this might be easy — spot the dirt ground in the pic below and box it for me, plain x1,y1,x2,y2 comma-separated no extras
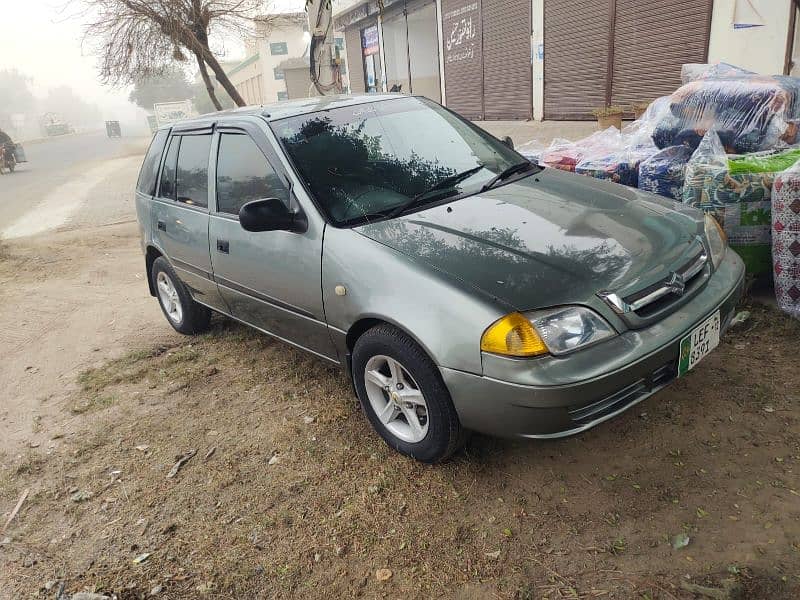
1,221,799,599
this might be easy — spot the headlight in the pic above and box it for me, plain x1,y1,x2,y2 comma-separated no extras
704,213,727,269
481,307,616,357
526,306,616,355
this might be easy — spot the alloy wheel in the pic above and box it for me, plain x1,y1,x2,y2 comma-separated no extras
156,271,183,324
364,355,429,443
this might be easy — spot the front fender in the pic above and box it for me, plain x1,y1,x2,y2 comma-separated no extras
322,226,510,374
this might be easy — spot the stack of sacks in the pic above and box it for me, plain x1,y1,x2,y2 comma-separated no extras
683,130,800,275
772,159,800,319
638,145,694,200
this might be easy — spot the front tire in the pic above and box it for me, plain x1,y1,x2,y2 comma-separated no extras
150,256,211,335
352,324,465,463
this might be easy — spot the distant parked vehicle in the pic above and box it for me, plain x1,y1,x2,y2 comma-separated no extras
42,112,73,137
105,121,122,138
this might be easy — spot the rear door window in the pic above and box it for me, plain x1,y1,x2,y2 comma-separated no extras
176,134,212,208
137,130,169,195
215,133,289,216
158,135,180,199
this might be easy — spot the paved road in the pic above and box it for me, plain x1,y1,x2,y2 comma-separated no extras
0,131,150,234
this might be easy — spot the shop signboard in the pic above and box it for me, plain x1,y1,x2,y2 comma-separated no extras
361,25,379,56
441,0,484,119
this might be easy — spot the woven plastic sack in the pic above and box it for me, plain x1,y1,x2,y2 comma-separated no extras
772,158,800,319
638,145,693,200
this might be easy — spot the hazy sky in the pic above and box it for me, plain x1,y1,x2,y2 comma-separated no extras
1,1,144,119
0,1,251,121
1,0,304,123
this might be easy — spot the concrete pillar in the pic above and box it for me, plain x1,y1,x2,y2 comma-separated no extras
531,0,544,120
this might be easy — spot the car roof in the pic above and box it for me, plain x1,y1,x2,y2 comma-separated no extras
158,93,404,130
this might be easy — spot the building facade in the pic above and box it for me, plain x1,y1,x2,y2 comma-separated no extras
334,0,799,120
226,9,311,105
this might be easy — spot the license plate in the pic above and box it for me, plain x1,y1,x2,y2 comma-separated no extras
678,311,720,376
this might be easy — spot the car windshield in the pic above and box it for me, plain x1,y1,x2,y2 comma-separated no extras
271,96,527,226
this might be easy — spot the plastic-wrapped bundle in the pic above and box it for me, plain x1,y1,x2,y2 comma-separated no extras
575,141,657,187
515,139,546,164
575,152,639,186
683,131,800,275
682,131,729,208
774,76,800,144
638,145,693,200
681,62,755,84
539,127,622,173
652,77,791,154
772,159,800,319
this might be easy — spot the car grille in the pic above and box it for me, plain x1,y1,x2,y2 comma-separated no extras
568,361,676,426
598,245,709,325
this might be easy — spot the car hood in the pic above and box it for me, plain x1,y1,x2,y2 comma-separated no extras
356,168,704,311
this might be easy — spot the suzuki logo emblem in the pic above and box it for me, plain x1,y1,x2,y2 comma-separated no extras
665,272,685,296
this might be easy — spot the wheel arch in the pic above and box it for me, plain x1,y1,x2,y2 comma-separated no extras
145,245,164,297
345,315,440,367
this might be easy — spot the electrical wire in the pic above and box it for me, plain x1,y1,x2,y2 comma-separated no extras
309,0,342,95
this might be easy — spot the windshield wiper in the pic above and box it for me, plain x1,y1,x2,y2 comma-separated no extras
386,164,485,219
480,161,539,192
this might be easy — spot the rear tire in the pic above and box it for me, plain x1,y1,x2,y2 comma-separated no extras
352,324,465,463
150,256,211,335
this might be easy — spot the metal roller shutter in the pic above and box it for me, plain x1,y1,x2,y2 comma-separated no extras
482,0,531,119
544,0,612,120
611,0,712,106
441,0,484,119
345,27,366,93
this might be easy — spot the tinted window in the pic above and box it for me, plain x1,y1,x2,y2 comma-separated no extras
216,133,289,215
272,96,524,225
176,134,211,208
158,135,180,199
137,130,169,194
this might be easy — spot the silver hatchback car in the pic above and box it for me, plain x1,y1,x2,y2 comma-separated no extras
135,94,745,462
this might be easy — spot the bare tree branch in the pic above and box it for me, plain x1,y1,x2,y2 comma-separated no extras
69,0,275,107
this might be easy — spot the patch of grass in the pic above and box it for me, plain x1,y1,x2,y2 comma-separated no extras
78,347,161,393
70,394,116,415
76,344,205,409
14,452,45,476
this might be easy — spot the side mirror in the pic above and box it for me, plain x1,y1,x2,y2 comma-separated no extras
502,136,514,149
239,198,306,233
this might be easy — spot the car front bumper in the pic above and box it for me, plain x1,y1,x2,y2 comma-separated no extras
440,250,746,439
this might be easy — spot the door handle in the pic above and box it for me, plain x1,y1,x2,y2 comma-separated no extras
157,220,166,231
216,240,230,254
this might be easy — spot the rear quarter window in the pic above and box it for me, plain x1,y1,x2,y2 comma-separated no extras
136,130,169,195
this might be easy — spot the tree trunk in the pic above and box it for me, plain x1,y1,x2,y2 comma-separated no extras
202,50,246,107
194,53,222,111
